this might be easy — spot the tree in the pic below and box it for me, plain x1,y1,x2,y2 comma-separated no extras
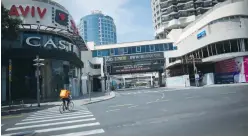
1,4,22,40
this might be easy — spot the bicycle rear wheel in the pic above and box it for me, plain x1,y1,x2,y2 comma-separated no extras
68,102,74,111
59,103,65,114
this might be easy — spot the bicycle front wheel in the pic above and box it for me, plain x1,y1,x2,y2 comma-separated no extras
59,103,65,114
68,102,74,111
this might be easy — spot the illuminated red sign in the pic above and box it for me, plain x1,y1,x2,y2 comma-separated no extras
9,5,47,19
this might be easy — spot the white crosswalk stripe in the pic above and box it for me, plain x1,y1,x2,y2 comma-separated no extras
4,105,105,136
58,129,105,136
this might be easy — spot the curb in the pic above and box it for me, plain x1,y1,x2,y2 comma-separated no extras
3,131,36,136
82,92,116,105
1,107,41,116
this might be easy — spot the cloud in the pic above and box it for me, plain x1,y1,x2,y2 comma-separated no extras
54,0,154,42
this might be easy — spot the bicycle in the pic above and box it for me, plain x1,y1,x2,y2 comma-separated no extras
59,97,74,114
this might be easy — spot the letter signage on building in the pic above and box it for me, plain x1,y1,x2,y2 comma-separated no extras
197,30,206,40
24,34,80,57
111,63,164,74
9,5,47,18
105,52,164,63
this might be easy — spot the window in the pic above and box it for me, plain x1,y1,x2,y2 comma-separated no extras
110,49,114,55
92,51,97,57
164,44,169,51
97,50,102,57
128,47,132,54
118,48,124,55
155,44,160,51
124,47,128,54
132,47,136,54
141,46,146,52
159,44,164,51
150,45,155,51
93,64,101,69
114,48,118,55
146,45,150,52
136,46,141,52
168,43,173,50
101,50,109,56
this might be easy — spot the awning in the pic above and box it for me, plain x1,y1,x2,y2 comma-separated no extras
2,48,84,67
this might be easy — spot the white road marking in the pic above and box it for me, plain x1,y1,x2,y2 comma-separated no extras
8,122,100,135
128,105,138,108
17,115,94,125
185,96,197,99
6,118,96,131
108,104,133,108
106,109,120,112
29,111,91,117
159,99,170,102
1,124,4,126
146,101,158,104
147,99,170,104
58,129,105,136
25,112,92,121
150,119,168,124
32,110,90,115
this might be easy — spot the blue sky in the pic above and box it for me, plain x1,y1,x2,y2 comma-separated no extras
55,0,154,43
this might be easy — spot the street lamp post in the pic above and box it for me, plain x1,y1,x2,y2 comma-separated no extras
33,55,44,107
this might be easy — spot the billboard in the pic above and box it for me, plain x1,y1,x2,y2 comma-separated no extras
105,52,164,63
111,63,164,74
2,0,79,35
215,56,248,84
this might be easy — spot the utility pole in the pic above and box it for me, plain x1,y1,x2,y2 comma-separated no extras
87,72,91,101
104,57,110,94
33,55,44,107
8,59,12,108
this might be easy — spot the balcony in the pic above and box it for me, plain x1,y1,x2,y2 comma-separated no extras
160,0,178,9
196,8,209,15
177,3,194,12
161,13,179,22
178,10,195,18
162,6,178,15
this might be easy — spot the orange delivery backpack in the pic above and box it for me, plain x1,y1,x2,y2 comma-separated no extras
60,89,68,98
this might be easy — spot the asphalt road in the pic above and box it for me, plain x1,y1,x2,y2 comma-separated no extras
87,85,248,136
1,85,248,136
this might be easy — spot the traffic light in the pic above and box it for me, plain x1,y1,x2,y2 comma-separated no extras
107,65,111,73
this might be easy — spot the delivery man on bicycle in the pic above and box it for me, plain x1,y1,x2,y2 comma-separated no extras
60,88,71,110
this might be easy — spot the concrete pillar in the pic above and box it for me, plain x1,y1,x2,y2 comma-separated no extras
123,78,126,88
158,71,162,87
101,77,105,92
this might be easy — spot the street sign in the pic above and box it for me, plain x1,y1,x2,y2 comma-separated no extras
183,58,202,64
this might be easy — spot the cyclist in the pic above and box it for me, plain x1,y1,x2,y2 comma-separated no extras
60,88,71,110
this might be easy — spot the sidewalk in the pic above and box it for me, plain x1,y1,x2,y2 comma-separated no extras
81,91,115,105
1,91,115,116
164,83,248,90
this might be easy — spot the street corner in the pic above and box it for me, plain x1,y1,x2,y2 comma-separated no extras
81,92,116,105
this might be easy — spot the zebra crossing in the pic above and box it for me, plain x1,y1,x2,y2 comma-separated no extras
3,105,105,136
